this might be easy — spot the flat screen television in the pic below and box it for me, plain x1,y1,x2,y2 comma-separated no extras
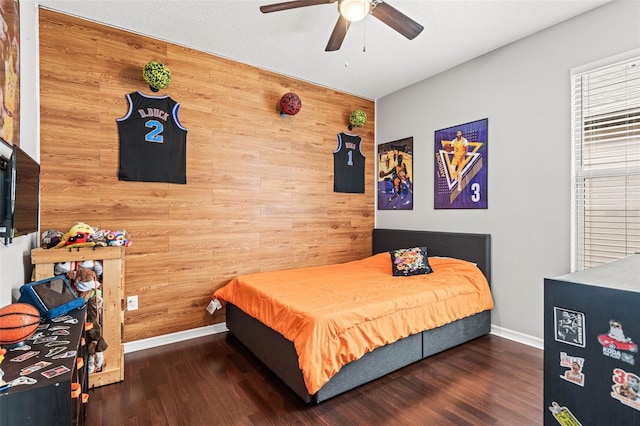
0,138,40,244
13,145,40,237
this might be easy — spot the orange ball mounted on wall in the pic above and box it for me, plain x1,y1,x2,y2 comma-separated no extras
279,92,302,117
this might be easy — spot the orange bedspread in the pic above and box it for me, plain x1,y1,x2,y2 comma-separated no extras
212,253,493,395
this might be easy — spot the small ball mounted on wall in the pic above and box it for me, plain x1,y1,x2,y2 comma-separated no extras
279,92,302,117
349,109,367,130
142,60,172,92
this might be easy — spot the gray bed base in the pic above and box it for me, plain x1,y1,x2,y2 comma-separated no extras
225,228,492,404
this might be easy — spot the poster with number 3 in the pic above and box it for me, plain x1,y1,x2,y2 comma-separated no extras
434,118,488,209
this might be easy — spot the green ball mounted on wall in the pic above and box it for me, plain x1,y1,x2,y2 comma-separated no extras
142,61,172,92
349,109,367,130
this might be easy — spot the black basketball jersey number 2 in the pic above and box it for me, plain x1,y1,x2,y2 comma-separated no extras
333,132,365,193
117,91,188,184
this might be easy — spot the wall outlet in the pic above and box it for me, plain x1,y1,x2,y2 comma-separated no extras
127,295,138,311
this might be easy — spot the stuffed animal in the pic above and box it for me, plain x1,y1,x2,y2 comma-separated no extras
54,261,73,276
79,260,103,277
85,296,108,374
87,325,108,373
94,229,132,247
0,345,5,387
75,267,100,295
53,222,98,249
108,230,131,247
57,261,104,287
72,266,108,374
41,229,64,249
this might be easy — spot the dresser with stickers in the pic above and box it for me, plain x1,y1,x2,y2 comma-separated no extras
0,306,88,425
544,254,640,425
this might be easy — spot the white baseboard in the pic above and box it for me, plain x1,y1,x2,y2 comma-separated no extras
124,322,543,354
123,322,228,354
491,324,544,350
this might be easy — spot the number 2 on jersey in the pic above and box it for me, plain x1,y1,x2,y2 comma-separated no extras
145,120,164,143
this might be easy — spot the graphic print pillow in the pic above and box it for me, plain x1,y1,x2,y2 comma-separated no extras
390,246,433,276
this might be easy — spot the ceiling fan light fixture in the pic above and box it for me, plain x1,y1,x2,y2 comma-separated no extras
338,0,371,22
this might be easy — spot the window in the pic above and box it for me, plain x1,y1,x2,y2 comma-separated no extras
571,52,640,271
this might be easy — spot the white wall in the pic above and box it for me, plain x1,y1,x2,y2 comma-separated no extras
0,234,38,306
0,1,39,307
375,0,640,341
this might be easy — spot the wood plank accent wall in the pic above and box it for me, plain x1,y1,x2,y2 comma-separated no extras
38,9,375,342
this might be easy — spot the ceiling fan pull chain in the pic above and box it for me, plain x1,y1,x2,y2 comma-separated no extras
363,16,367,52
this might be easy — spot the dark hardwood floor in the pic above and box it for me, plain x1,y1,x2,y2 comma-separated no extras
86,332,543,425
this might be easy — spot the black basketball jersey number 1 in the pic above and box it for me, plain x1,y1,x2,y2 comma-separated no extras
117,91,188,184
333,132,365,193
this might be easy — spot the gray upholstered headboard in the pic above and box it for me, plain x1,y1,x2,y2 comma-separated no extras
372,228,492,285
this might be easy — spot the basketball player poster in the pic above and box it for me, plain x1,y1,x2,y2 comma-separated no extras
434,119,488,209
377,137,413,210
0,0,20,146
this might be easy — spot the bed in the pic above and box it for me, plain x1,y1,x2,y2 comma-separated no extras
212,228,493,403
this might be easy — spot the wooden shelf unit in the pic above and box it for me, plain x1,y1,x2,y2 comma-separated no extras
31,246,125,388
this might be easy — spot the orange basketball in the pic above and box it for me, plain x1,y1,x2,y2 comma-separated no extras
0,303,41,345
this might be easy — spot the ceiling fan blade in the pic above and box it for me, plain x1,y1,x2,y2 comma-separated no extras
325,15,351,51
260,0,335,14
371,1,424,40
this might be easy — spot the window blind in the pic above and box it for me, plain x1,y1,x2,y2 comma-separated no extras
571,54,640,271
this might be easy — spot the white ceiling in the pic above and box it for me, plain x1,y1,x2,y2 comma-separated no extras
36,0,611,100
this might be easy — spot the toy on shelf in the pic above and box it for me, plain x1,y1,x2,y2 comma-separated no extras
75,267,108,373
52,222,97,249
0,345,6,388
94,229,132,247
40,223,132,249
53,262,108,374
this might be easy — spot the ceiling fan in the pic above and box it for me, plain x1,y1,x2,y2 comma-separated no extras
259,0,424,52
